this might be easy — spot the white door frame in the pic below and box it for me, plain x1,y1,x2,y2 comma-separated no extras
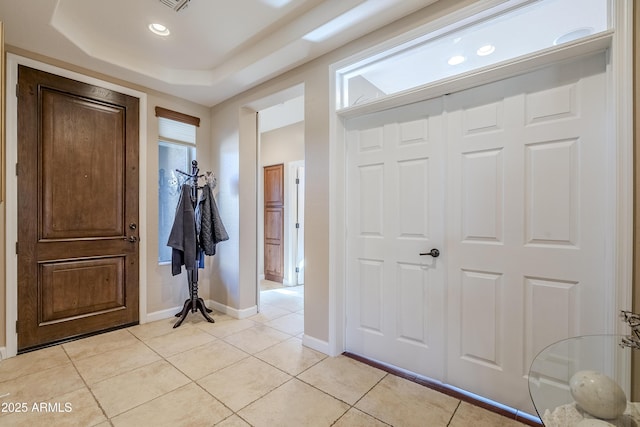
4,54,148,359
288,160,305,286
328,0,633,393
252,85,305,308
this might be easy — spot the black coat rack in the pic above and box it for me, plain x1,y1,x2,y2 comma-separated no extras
173,160,215,328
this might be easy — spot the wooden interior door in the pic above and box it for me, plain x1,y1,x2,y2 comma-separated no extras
17,65,140,352
264,163,284,283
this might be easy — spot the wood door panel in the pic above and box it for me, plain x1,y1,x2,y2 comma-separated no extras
264,166,284,206
41,257,125,323
264,207,284,281
17,65,139,351
265,242,283,278
36,239,134,261
265,207,283,241
41,89,124,239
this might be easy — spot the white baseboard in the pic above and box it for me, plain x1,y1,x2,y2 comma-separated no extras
145,305,182,323
302,334,330,356
208,300,257,319
145,300,258,323
0,346,7,360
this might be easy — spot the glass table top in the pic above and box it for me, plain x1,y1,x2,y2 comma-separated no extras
528,335,638,427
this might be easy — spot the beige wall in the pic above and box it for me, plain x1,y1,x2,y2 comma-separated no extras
1,46,212,350
209,0,476,347
0,22,4,348
260,121,304,167
632,0,639,401
0,206,4,347
145,93,212,315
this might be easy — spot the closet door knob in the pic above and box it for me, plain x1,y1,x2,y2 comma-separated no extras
419,248,440,258
128,236,138,243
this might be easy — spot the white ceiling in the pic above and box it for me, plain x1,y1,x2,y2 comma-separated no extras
0,0,434,106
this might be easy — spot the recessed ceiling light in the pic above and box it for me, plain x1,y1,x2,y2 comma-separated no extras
553,27,594,45
149,23,170,36
448,55,466,66
476,44,495,56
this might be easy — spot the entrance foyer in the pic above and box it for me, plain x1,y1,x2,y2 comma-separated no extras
345,52,609,414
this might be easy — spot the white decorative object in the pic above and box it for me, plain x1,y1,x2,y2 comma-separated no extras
569,370,627,419
543,403,585,426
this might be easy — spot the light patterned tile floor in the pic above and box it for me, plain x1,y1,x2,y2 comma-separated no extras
0,285,534,426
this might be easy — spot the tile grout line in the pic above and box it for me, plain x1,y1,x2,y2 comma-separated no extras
224,348,393,425
72,329,167,385
293,365,393,425
232,376,298,425
146,307,312,425
60,344,113,426
88,324,247,425
78,327,236,425
108,330,410,426
446,400,462,426
66,328,202,424
133,316,309,394
186,344,332,424
190,377,247,426
279,375,355,426
344,372,394,426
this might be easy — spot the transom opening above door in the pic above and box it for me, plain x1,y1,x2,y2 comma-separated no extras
335,0,609,110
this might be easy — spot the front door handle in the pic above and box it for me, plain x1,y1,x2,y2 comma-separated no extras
127,236,138,243
420,248,440,258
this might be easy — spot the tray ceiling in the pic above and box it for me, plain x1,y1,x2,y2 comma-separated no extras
0,0,433,106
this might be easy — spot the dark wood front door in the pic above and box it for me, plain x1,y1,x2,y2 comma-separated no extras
17,65,140,352
264,164,284,283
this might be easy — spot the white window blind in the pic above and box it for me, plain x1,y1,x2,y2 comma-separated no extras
158,117,196,144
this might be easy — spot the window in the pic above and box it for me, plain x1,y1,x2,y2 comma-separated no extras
156,107,199,263
336,0,609,109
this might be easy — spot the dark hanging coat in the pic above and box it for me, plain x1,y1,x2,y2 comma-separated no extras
167,184,198,275
196,183,229,255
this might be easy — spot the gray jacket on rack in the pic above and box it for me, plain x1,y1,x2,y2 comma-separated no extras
167,184,197,275
196,183,229,255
